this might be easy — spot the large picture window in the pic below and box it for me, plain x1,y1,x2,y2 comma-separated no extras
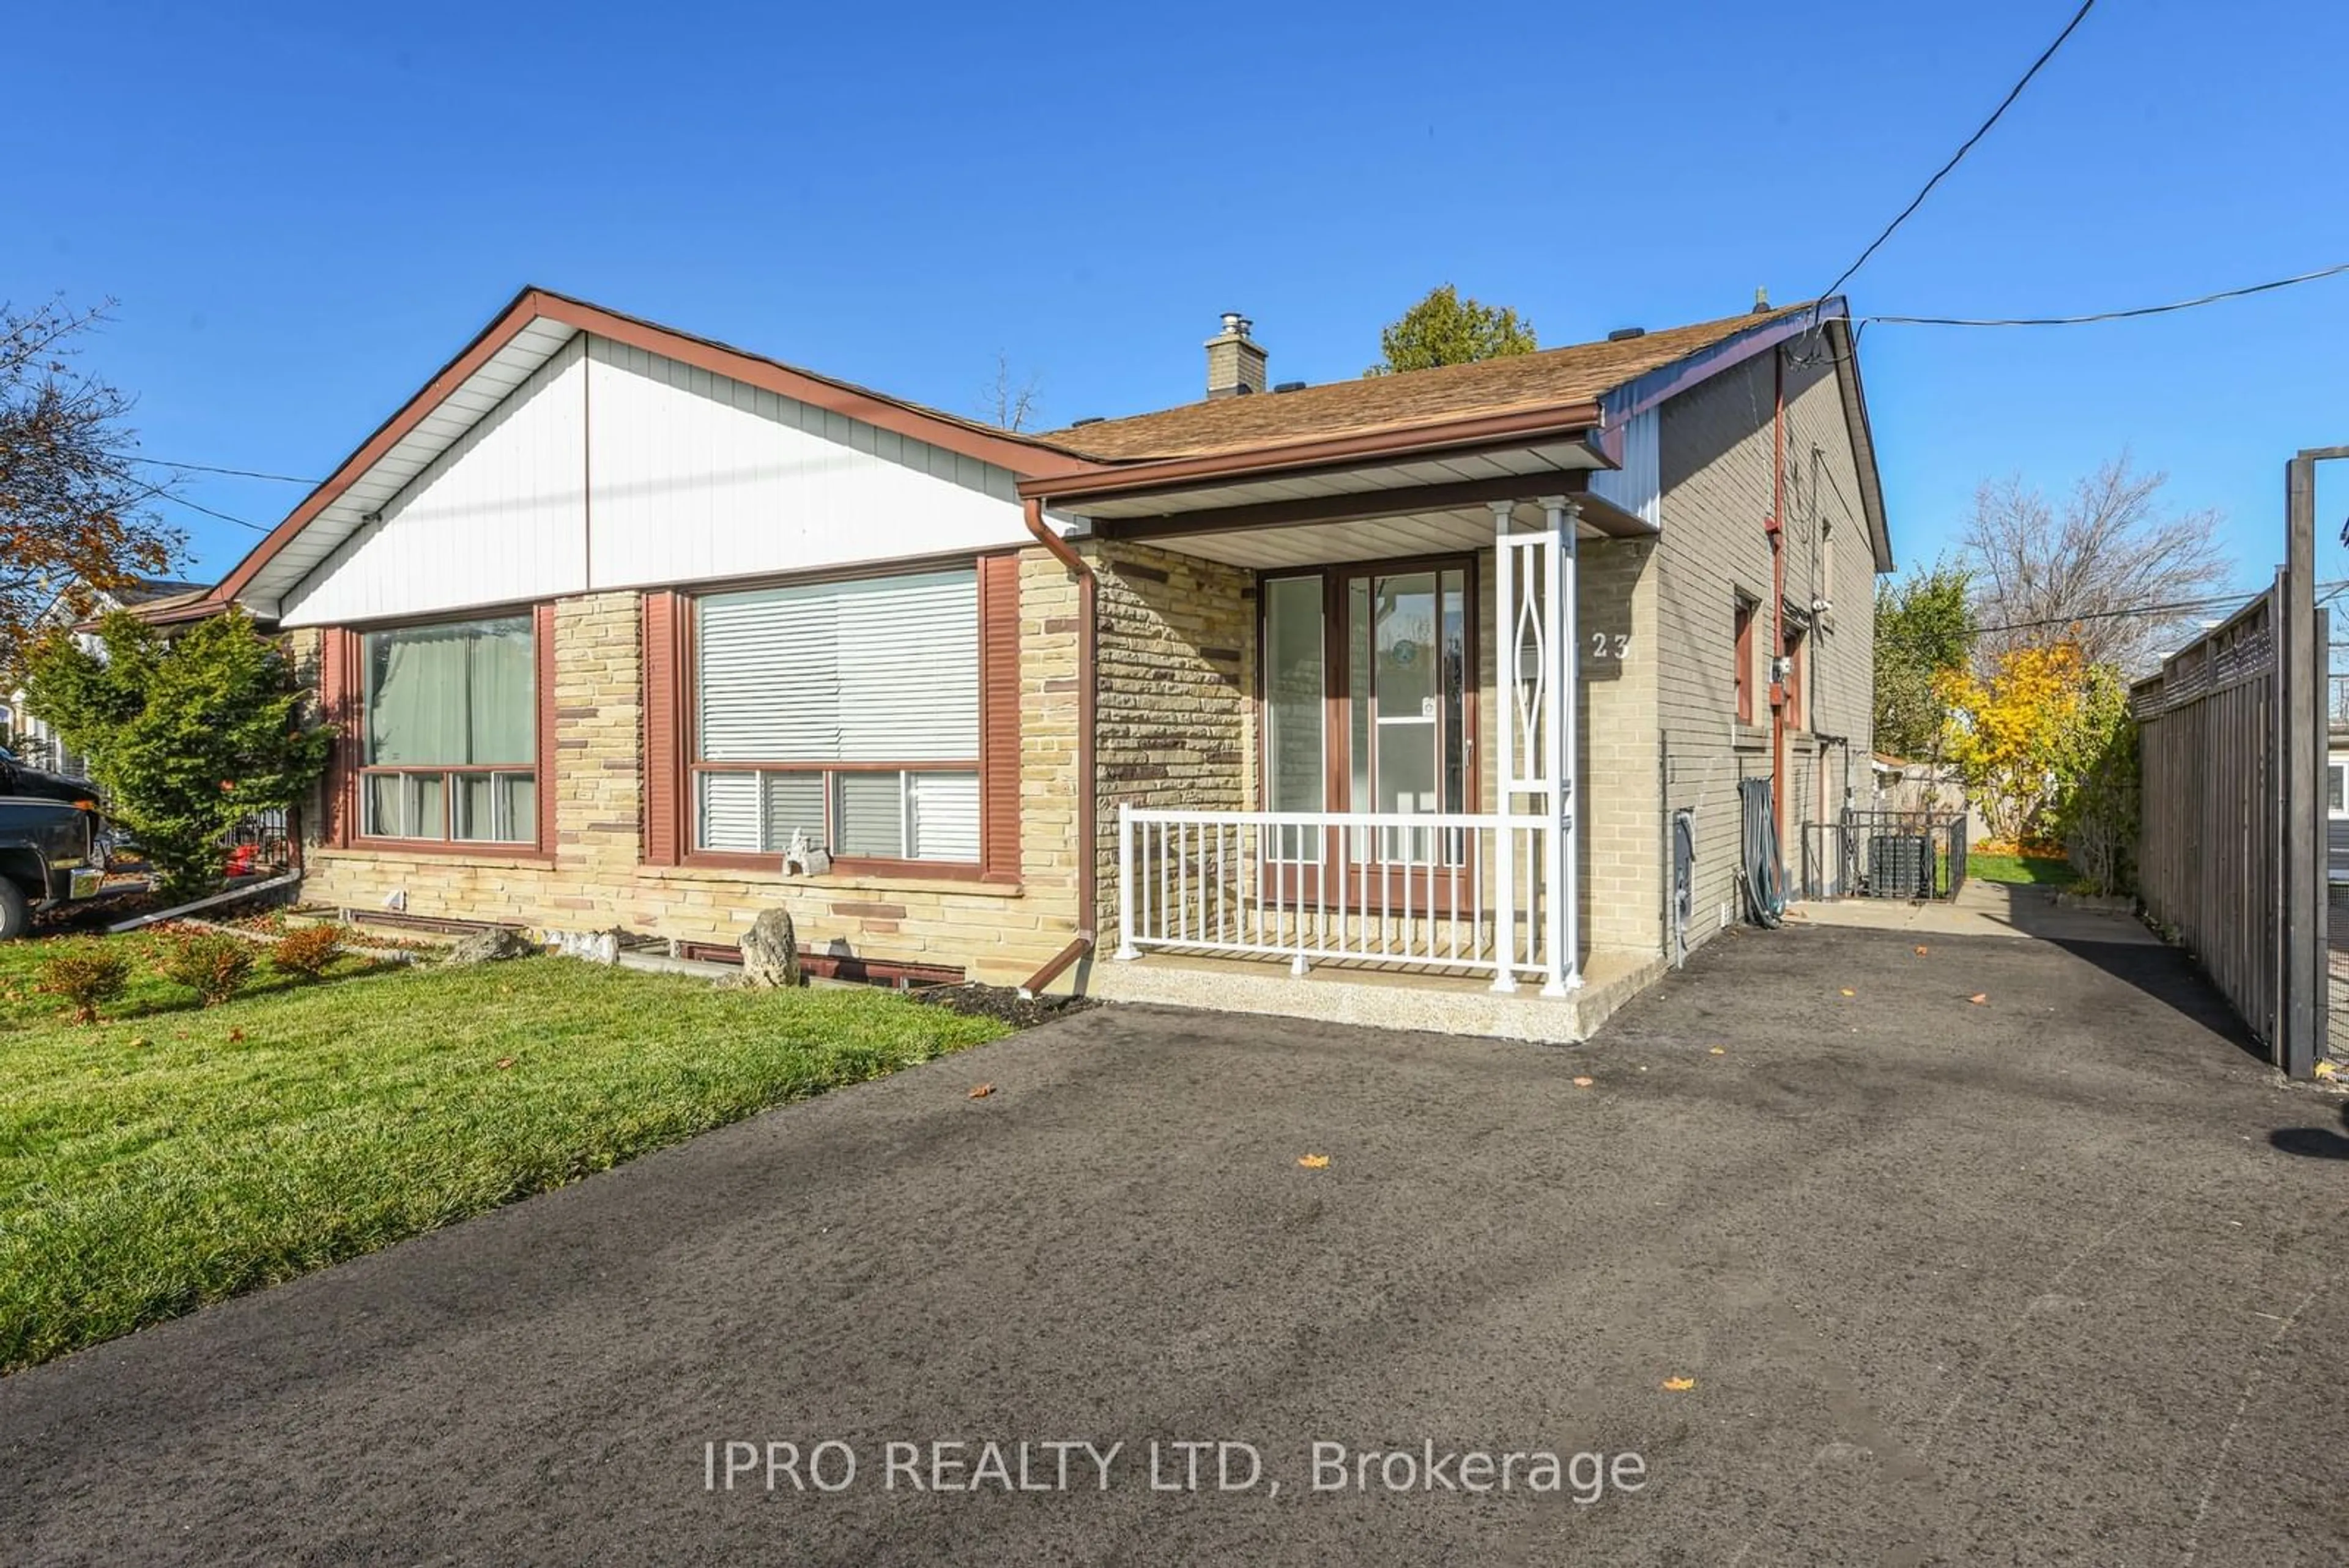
692,567,981,864
359,615,538,842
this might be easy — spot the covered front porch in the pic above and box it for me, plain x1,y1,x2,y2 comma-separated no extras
1044,436,1666,1038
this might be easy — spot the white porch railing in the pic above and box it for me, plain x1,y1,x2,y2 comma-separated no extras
1114,804,1560,989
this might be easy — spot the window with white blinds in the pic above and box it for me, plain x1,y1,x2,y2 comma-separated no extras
693,568,982,863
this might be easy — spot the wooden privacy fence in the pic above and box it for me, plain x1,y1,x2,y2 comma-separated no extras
2134,590,2280,1042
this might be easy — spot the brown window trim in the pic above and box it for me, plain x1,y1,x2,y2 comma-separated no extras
323,603,558,860
646,553,1022,884
1732,593,1758,726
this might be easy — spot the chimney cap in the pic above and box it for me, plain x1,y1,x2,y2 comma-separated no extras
1606,327,1646,342
1217,311,1253,338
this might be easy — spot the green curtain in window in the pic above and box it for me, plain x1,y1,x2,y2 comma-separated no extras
465,622,535,764
366,617,533,765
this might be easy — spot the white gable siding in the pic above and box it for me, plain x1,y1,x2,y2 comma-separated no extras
277,334,1032,628
281,337,590,625
581,338,1026,592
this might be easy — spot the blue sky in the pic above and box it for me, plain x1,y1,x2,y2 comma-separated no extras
10,0,2348,591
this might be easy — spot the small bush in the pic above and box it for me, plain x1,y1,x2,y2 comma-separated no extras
270,924,344,981
37,942,133,1024
158,932,257,1007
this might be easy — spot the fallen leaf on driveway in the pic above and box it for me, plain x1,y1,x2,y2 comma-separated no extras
1839,988,1855,998
1968,994,1988,1005
967,1082,995,1099
1573,1076,1594,1088
2314,1060,2338,1080
1661,1377,1697,1391
1913,945,1930,956
1297,1153,1330,1169
1709,1047,1727,1056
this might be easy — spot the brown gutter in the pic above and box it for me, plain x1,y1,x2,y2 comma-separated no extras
1018,497,1098,997
1019,404,1603,505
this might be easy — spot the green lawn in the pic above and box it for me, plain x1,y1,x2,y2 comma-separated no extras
0,938,1005,1372
1966,850,2078,888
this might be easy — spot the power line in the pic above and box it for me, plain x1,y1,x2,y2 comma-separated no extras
158,494,270,533
1867,261,2349,327
1819,0,2098,306
1970,592,2265,636
114,453,321,485
1877,584,2328,644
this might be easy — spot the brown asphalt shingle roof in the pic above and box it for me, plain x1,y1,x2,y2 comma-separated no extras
1037,302,1818,463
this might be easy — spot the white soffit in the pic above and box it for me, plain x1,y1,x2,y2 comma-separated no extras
242,318,581,614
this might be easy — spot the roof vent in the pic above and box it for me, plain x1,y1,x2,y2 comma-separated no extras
1753,286,1772,313
1606,327,1646,342
1070,415,1105,427
1273,380,1307,393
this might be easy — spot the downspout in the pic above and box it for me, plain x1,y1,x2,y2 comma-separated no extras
1768,347,1789,872
1017,496,1097,997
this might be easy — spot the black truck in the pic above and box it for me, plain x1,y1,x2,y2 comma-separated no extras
0,746,113,938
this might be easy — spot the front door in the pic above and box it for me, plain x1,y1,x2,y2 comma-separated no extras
1345,567,1469,863
1261,561,1473,883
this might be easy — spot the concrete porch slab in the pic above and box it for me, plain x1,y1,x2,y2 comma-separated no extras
1083,945,1665,1043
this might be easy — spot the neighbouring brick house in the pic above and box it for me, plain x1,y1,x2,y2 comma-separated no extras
153,287,1890,1038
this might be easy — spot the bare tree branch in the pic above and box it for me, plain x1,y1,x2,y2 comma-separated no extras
976,350,1041,433
1961,453,2233,673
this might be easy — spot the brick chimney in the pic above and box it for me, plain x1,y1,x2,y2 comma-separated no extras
1204,312,1267,399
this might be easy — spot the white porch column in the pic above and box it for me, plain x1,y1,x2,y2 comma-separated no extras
1115,801,1138,960
1540,496,1584,994
1492,496,1583,996
1488,499,1520,992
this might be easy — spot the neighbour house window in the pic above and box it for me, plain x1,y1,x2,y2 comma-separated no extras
2331,762,2345,816
360,615,538,842
692,567,981,864
1732,595,1757,725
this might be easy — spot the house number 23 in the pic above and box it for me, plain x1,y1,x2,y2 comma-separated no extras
1589,633,1631,660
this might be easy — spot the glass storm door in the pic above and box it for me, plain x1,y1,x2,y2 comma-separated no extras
1260,563,1471,879
1348,568,1468,862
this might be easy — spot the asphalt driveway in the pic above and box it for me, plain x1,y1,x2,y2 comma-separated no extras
4,921,2346,1565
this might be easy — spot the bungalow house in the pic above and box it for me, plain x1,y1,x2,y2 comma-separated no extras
168,286,1891,1039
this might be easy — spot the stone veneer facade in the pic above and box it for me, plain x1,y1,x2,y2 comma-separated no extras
1087,539,1258,933
291,548,1088,987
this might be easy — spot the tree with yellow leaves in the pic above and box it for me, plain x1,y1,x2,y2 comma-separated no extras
1937,642,2137,887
